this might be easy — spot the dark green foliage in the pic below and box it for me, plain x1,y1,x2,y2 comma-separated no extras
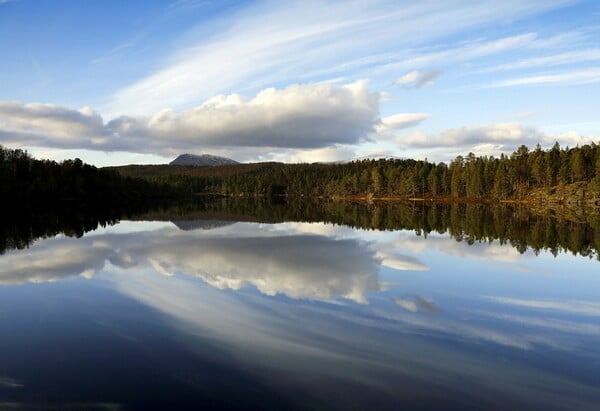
0,145,177,204
112,143,600,201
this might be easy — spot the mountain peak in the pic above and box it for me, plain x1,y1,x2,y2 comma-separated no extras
169,154,239,166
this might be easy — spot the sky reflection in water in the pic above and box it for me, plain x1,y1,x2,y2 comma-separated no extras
0,219,599,410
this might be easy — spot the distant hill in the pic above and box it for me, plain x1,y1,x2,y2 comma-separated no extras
107,161,283,180
170,154,238,166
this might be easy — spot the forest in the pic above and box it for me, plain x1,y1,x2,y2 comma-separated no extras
3,143,600,205
113,143,600,203
0,145,176,204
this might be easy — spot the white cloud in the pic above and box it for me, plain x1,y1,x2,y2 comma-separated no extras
0,81,379,156
395,70,441,88
395,70,419,85
275,145,358,163
551,130,599,147
0,102,107,147
488,68,600,88
397,123,543,149
395,122,598,155
378,113,432,132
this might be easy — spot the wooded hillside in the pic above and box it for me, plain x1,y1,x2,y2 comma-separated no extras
111,143,600,203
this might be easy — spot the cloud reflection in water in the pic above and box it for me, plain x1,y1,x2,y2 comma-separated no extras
1,219,599,409
1,222,414,303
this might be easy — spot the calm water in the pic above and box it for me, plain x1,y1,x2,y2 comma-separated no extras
0,204,599,410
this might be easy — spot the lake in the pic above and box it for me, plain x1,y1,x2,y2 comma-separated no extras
0,201,599,410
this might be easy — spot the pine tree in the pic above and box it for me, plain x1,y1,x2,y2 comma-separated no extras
571,149,585,182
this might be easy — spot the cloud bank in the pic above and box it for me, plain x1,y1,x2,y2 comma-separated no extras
395,122,598,157
398,123,543,149
0,81,379,156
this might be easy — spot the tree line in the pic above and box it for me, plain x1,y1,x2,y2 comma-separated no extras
4,142,600,204
0,145,177,204
122,143,600,201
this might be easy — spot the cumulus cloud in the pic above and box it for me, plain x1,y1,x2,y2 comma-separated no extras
0,102,108,147
395,70,441,88
0,81,379,156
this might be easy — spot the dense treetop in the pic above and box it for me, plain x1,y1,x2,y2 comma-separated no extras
113,143,600,202
0,145,176,204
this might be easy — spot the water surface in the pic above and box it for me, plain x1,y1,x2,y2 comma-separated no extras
0,204,599,410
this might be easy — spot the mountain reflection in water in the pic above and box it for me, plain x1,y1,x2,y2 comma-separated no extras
0,201,598,410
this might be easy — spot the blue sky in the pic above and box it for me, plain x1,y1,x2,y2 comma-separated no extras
1,0,599,165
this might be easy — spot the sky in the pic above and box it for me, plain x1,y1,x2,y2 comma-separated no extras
1,0,599,166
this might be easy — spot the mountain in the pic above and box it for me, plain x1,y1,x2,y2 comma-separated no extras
170,154,239,166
